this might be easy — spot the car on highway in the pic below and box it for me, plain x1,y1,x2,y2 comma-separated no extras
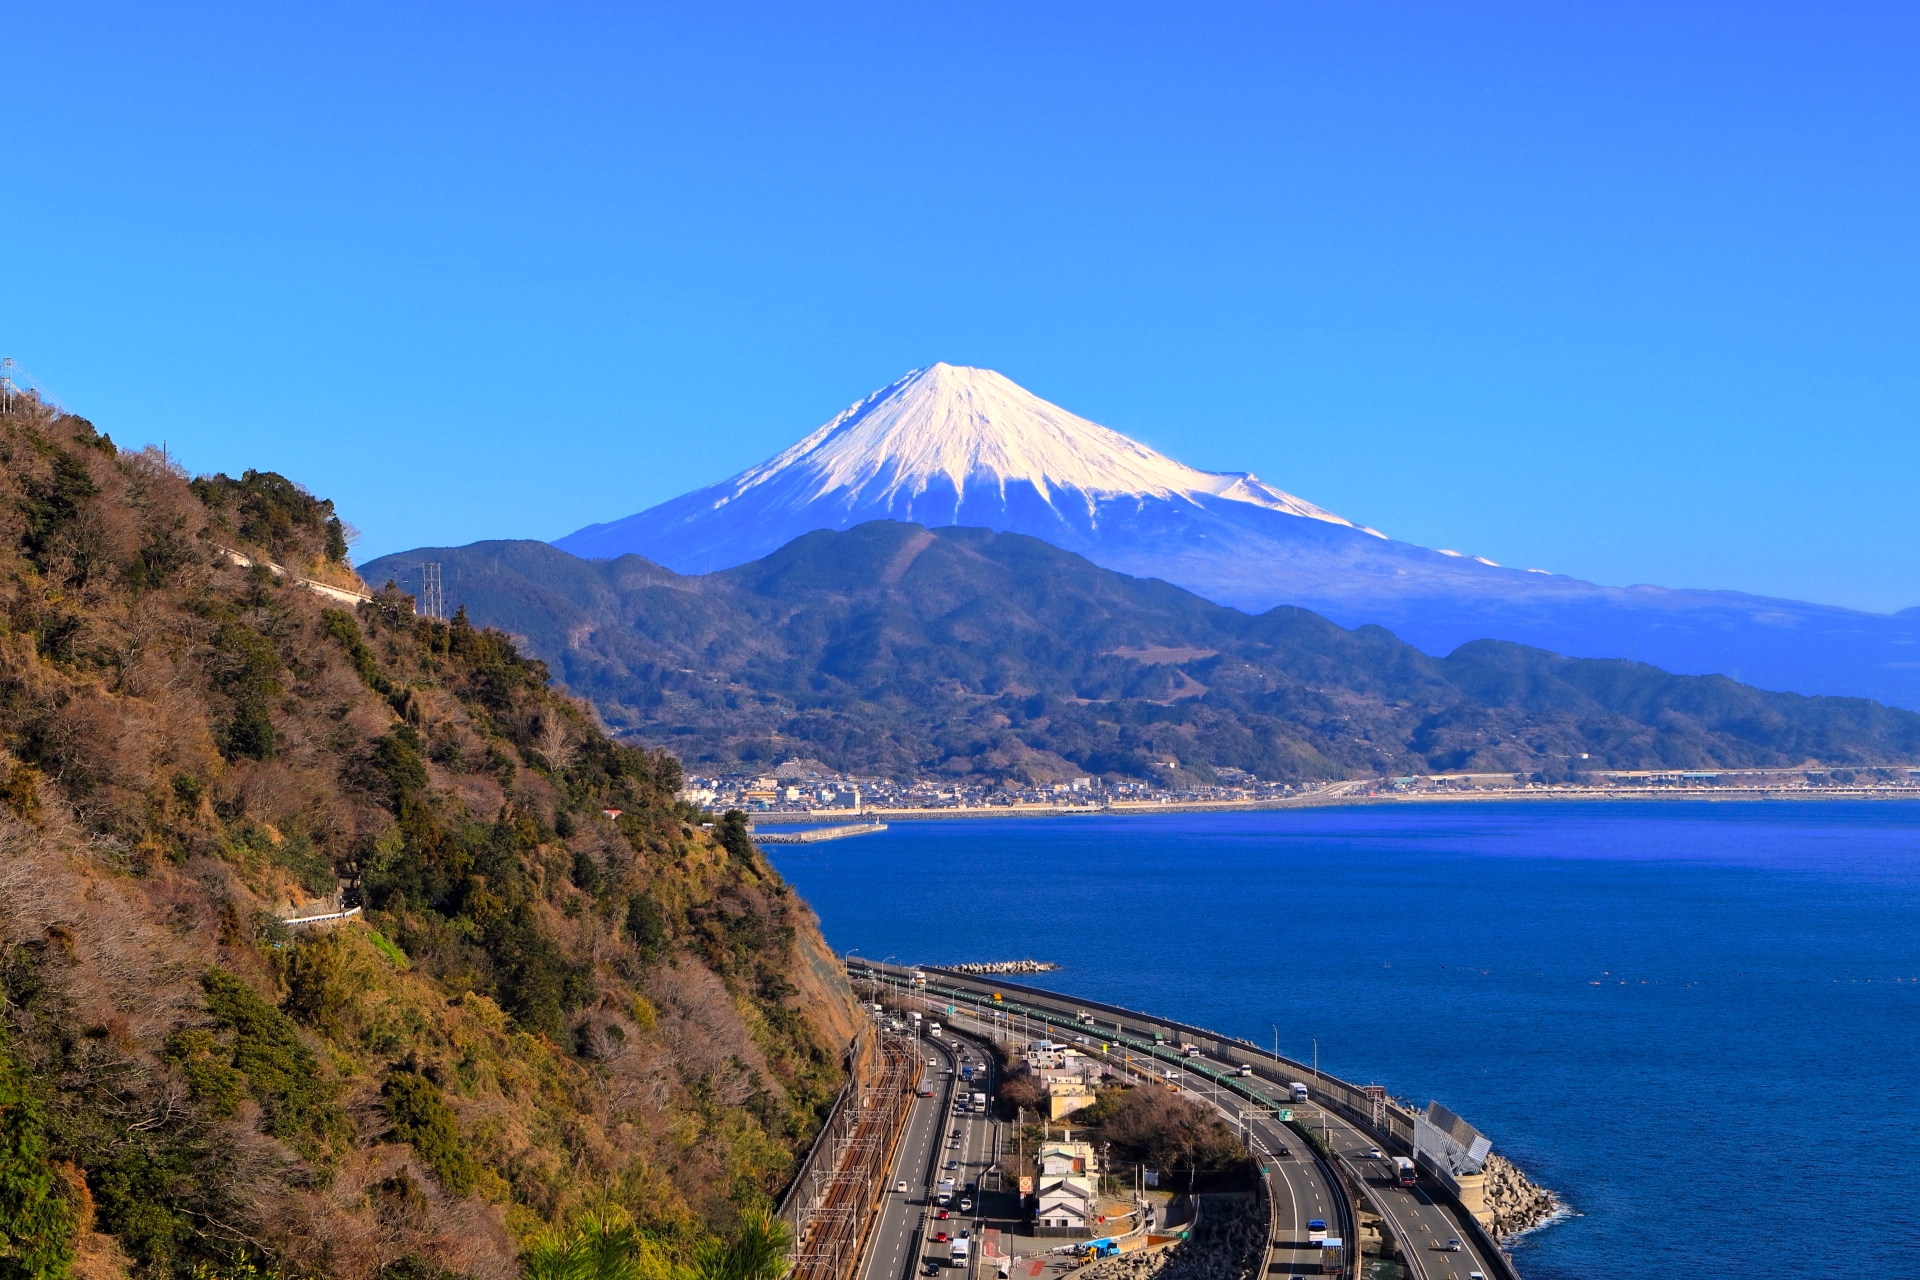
932,1232,948,1244
951,1129,962,1138
936,1210,950,1220
896,1182,908,1193
1276,1146,1290,1157
1468,1272,1485,1280
945,1159,960,1170
1444,1239,1462,1252
922,1265,939,1277
959,1198,973,1212
1368,1147,1382,1159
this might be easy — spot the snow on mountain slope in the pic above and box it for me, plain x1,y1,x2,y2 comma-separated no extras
724,362,1358,525
555,363,1387,568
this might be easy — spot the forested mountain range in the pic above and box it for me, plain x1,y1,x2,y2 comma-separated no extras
552,363,1920,711
0,400,858,1279
363,523,1920,784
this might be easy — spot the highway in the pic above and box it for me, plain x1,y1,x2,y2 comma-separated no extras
853,1013,1006,1280
856,984,1352,1280
854,963,1511,1280
1314,1116,1489,1280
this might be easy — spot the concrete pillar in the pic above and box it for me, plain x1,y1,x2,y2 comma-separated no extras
1454,1172,1490,1229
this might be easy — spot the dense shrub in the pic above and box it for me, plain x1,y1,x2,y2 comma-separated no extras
380,1072,479,1196
197,970,349,1161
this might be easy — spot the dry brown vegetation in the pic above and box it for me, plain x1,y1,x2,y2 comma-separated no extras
0,399,859,1280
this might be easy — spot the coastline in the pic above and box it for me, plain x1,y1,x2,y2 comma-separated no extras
747,784,1920,824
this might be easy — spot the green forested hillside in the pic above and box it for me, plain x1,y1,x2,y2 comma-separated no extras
0,401,858,1280
361,524,1920,783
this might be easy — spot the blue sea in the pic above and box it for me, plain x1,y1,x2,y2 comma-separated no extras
760,802,1920,1280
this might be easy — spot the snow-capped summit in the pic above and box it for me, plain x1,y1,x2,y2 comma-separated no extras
555,363,1386,571
725,362,1356,528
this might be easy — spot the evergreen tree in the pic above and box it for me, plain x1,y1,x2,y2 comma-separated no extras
0,1032,76,1280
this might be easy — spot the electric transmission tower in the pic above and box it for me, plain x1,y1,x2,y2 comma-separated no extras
419,563,445,621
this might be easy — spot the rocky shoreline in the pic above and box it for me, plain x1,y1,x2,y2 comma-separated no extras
1080,1195,1267,1280
1481,1153,1565,1240
949,959,1060,974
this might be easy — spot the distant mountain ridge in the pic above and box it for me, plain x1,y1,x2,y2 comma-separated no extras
554,364,1920,709
363,525,1920,782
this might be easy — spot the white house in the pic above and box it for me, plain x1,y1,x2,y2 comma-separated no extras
1034,1138,1099,1236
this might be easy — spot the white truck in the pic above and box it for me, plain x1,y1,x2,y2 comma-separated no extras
950,1232,970,1266
1289,1081,1310,1102
930,1022,943,1038
937,1178,955,1206
971,1090,986,1109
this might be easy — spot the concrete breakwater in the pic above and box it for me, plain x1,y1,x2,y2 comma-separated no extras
948,959,1060,974
751,822,887,844
1480,1153,1563,1240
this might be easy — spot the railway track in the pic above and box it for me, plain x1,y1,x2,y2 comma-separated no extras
791,1033,920,1280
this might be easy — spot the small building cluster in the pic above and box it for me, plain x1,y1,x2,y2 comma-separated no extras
675,757,1312,815
1024,1039,1101,1120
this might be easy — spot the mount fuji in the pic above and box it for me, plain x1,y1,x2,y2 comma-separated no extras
555,364,1920,709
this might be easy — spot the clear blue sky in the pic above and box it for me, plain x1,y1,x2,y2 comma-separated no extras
5,3,1916,611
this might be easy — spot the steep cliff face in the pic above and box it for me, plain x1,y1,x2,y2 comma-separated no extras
0,400,858,1280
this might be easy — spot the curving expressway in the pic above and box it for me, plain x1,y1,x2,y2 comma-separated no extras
848,962,1512,1280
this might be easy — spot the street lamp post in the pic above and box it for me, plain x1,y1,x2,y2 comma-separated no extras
1311,1038,1330,1150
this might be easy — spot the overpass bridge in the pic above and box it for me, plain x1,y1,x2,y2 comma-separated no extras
848,960,1519,1280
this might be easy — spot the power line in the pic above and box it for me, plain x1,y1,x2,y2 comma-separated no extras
419,562,445,621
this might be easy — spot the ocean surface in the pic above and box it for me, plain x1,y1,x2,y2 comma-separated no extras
758,801,1920,1280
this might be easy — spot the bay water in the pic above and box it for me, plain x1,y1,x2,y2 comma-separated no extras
761,801,1920,1280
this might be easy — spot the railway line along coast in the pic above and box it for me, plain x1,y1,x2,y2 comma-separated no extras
783,1031,922,1280
845,960,1558,1280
